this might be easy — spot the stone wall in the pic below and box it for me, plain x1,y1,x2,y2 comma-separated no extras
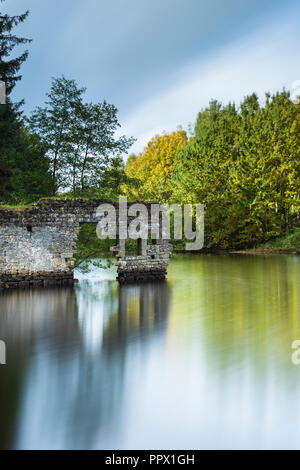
116,240,172,283
0,198,172,288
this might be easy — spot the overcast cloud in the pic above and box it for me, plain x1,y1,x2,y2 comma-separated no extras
3,0,300,155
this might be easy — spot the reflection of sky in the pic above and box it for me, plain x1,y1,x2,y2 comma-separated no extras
1,255,300,449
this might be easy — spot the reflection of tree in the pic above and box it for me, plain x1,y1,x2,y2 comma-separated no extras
169,254,300,373
106,282,170,347
0,287,79,450
2,255,300,450
168,254,300,436
196,255,300,373
0,350,25,449
43,281,171,449
67,281,171,449
0,279,170,449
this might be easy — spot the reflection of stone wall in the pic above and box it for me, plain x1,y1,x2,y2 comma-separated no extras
0,286,80,449
0,198,172,288
0,286,79,344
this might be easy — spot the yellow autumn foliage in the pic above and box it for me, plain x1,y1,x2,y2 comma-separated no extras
122,130,187,202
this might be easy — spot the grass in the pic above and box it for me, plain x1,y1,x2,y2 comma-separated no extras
258,227,300,250
0,202,37,210
0,196,81,210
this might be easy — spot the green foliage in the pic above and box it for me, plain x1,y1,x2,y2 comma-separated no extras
0,4,52,205
173,92,300,248
259,227,300,249
98,156,126,200
0,101,52,204
126,153,138,166
75,223,140,270
7,129,52,204
123,91,299,249
28,76,86,194
28,76,135,195
1,2,298,254
0,100,21,199
0,0,31,96
123,130,187,202
75,224,115,271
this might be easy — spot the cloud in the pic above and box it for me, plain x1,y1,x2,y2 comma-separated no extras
3,0,299,157
120,7,300,155
4,0,292,114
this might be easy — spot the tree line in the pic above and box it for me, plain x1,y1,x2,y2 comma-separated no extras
1,1,299,249
123,94,300,248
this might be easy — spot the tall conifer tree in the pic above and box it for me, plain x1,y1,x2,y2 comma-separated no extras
0,0,31,95
0,0,31,200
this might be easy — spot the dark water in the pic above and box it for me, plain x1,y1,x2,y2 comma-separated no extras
1,254,300,450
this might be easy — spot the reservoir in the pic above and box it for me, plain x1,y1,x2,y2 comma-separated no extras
0,254,300,450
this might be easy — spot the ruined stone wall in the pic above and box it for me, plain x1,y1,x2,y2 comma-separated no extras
0,198,107,288
0,198,172,288
116,240,172,283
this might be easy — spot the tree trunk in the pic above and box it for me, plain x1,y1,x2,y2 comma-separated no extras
80,142,89,194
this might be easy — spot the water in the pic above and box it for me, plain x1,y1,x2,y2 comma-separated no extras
0,254,300,450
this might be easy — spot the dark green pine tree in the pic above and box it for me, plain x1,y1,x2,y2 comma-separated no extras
0,1,52,203
0,0,31,95
0,0,31,200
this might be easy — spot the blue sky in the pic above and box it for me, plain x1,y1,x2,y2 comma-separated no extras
3,0,300,155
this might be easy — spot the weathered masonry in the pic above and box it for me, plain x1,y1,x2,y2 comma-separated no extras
0,198,172,289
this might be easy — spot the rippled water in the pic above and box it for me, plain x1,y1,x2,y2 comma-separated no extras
0,254,300,450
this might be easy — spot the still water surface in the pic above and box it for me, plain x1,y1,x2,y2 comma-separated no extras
0,254,300,449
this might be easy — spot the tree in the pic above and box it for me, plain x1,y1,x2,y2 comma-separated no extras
123,130,187,202
0,101,21,199
75,101,135,195
28,76,86,195
173,100,241,247
98,155,126,200
0,0,31,96
232,91,300,241
0,99,52,203
126,153,138,166
6,128,52,204
0,1,49,204
126,91,299,248
173,93,300,248
29,77,135,195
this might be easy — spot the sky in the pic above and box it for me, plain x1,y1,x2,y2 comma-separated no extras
3,0,300,156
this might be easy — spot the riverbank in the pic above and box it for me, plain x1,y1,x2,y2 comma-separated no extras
230,247,300,255
172,227,300,256
229,227,300,255
75,225,300,267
